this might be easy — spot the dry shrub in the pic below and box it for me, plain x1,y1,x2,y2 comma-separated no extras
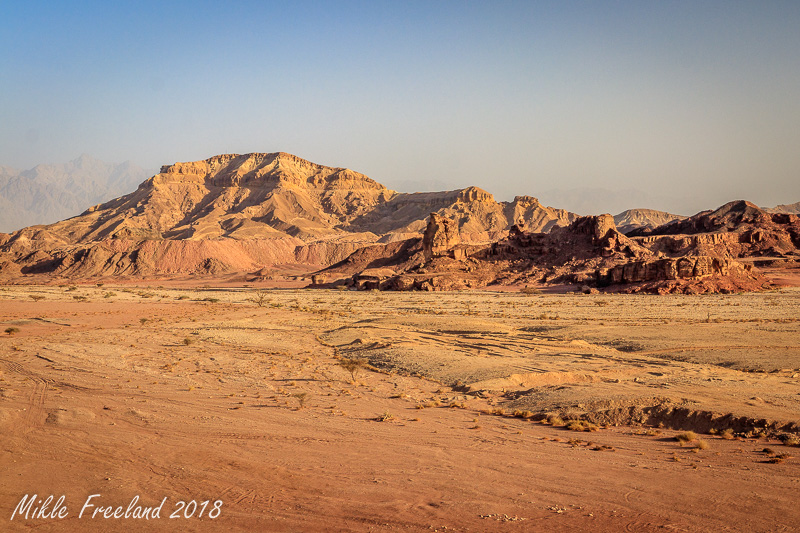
545,415,565,426
338,358,368,381
565,420,598,432
675,431,698,443
782,434,800,447
375,411,394,422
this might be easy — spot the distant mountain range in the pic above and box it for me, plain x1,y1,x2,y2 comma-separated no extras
0,155,154,232
765,202,800,215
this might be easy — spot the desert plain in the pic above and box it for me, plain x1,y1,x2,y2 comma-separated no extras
2,283,800,532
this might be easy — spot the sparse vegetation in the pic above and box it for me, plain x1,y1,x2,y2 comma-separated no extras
5,327,20,336
675,431,698,444
292,392,308,408
375,411,394,422
565,420,598,432
249,290,269,307
338,358,368,381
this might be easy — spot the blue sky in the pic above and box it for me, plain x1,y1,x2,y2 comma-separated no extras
2,1,799,214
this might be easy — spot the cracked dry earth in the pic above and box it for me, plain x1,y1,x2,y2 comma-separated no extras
1,285,799,532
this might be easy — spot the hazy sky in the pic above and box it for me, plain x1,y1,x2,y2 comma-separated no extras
2,1,799,214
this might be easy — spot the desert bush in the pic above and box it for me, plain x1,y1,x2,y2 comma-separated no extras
720,428,735,440
292,392,308,408
675,431,698,443
183,338,194,346
520,286,541,295
375,411,394,422
249,290,268,307
781,434,800,447
29,295,45,301
565,420,599,432
5,327,20,336
545,415,565,426
338,358,368,381
103,292,116,298
695,439,710,450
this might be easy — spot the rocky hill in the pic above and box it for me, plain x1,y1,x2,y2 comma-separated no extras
318,211,769,294
628,200,800,259
0,152,576,280
319,199,800,294
0,155,152,233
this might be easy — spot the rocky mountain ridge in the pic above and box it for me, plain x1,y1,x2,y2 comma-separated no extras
0,152,575,280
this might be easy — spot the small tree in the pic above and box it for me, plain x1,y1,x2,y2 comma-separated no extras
292,392,308,409
250,290,268,307
338,358,368,381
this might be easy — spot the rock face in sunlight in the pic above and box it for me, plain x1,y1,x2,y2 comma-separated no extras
423,212,461,260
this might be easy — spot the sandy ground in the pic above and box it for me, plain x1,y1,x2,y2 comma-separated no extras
1,285,800,532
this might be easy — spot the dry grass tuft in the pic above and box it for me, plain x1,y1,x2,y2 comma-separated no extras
375,411,394,422
565,420,598,432
675,431,698,444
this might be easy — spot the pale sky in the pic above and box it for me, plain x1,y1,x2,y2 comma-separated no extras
2,1,799,214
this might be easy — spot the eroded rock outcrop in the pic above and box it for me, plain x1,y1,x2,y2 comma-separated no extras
422,213,461,261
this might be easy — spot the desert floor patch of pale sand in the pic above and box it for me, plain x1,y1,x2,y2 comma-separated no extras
1,285,800,532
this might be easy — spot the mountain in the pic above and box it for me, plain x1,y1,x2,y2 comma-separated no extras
0,152,576,279
320,210,768,295
0,155,153,233
613,209,686,235
628,200,800,259
765,201,800,215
